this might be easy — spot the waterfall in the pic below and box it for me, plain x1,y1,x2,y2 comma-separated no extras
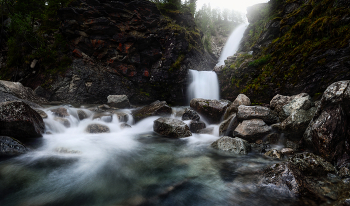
187,69,220,102
216,24,248,66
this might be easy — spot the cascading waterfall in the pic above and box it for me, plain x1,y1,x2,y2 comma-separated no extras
217,24,248,66
187,69,220,101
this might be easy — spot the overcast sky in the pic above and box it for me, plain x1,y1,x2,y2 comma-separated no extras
196,0,270,14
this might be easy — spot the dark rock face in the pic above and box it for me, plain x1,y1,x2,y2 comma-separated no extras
233,119,272,142
289,153,335,176
0,101,45,139
153,117,191,138
189,121,206,133
182,108,200,121
211,136,251,154
237,105,279,124
107,95,130,108
190,98,230,124
219,114,239,136
86,124,110,133
0,136,28,156
47,0,216,105
303,81,350,167
132,100,172,123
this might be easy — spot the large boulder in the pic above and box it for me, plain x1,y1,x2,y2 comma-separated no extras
303,81,350,167
289,153,335,176
211,136,251,154
107,95,130,108
237,105,279,124
190,98,230,124
189,121,206,133
233,119,272,142
86,124,110,133
132,101,172,123
219,114,239,136
77,110,89,120
50,107,70,117
153,118,191,138
0,80,47,104
223,94,251,120
0,101,45,139
0,136,28,156
182,108,200,121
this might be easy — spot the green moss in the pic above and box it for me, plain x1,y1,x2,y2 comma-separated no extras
170,54,185,71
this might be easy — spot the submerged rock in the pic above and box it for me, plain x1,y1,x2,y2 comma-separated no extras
0,136,28,156
0,101,44,139
86,124,110,133
189,121,206,133
54,117,71,128
35,109,48,119
233,119,272,142
190,98,229,124
107,95,130,108
237,105,279,124
211,136,251,154
112,111,129,123
182,108,200,121
77,110,89,120
50,107,70,117
132,101,172,123
153,118,191,138
223,94,251,120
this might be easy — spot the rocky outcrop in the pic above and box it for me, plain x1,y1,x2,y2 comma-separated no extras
182,108,200,121
189,121,206,133
211,136,251,154
190,98,230,124
50,107,70,117
107,95,130,108
86,124,110,133
0,136,28,156
0,80,47,104
153,117,191,138
223,94,251,120
219,114,239,136
233,119,272,142
0,101,45,139
132,100,172,123
237,105,279,124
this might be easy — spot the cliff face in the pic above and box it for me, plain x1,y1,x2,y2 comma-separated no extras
217,0,350,103
25,0,216,105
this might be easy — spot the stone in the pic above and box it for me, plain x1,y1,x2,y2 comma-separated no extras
223,94,251,120
86,124,110,133
237,105,279,124
219,113,239,136
265,133,280,144
281,148,294,156
289,153,335,176
190,98,230,124
264,149,283,159
50,107,69,117
35,109,48,119
153,118,191,138
92,113,113,123
54,117,71,128
286,140,299,151
77,110,89,120
112,111,129,123
181,108,200,121
198,127,214,134
233,119,272,142
211,136,251,154
189,121,206,133
34,86,51,100
132,101,172,123
0,80,47,104
0,101,44,139
97,104,110,110
339,167,350,178
281,94,313,118
107,95,130,108
120,123,132,129
0,136,28,156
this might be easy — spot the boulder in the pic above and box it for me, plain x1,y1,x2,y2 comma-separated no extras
132,101,172,123
237,105,279,124
219,113,239,136
77,110,89,120
92,113,113,123
120,123,132,129
211,136,251,154
303,81,350,167
86,124,110,133
223,94,251,120
54,117,71,128
198,127,214,134
190,98,229,124
0,136,28,156
182,108,200,121
189,121,206,133
0,90,41,108
153,118,191,138
0,80,47,104
0,101,45,139
281,148,294,156
233,119,272,142
107,95,130,108
35,109,48,119
264,149,283,159
280,107,316,141
112,111,129,123
50,107,70,117
289,153,335,176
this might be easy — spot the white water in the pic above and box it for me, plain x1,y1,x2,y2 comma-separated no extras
187,69,220,101
217,24,248,66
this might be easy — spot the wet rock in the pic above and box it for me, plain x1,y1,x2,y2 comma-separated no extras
190,98,229,124
189,121,206,133
223,94,251,120
0,80,47,104
120,123,132,129
97,104,111,110
132,101,172,123
0,101,44,139
35,109,48,119
50,107,69,117
281,94,313,119
219,113,239,136
285,140,299,151
339,167,350,178
0,136,28,156
270,94,295,119
198,127,214,134
237,105,279,124
182,108,200,121
211,136,251,154
107,95,130,108
77,110,88,120
153,118,191,138
280,107,316,141
34,86,51,100
233,119,272,142
54,117,71,128
289,153,335,176
264,149,283,159
112,111,129,123
86,124,110,133
281,148,294,156
92,113,113,123
265,133,280,144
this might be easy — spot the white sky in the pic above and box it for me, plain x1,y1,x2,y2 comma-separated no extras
196,0,270,14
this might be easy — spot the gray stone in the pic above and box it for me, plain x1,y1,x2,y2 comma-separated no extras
189,121,206,133
93,113,113,123
211,136,251,154
132,101,172,123
0,136,28,156
54,117,71,128
219,113,239,136
50,107,70,117
86,124,110,133
281,94,313,119
264,149,283,159
112,111,129,123
182,108,200,121
35,109,48,119
237,105,279,124
281,148,294,156
234,119,272,142
0,80,47,104
107,95,130,108
120,123,132,129
198,127,214,134
153,118,191,138
339,167,350,178
289,153,335,176
190,98,230,124
34,86,51,100
223,94,251,120
77,110,89,120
